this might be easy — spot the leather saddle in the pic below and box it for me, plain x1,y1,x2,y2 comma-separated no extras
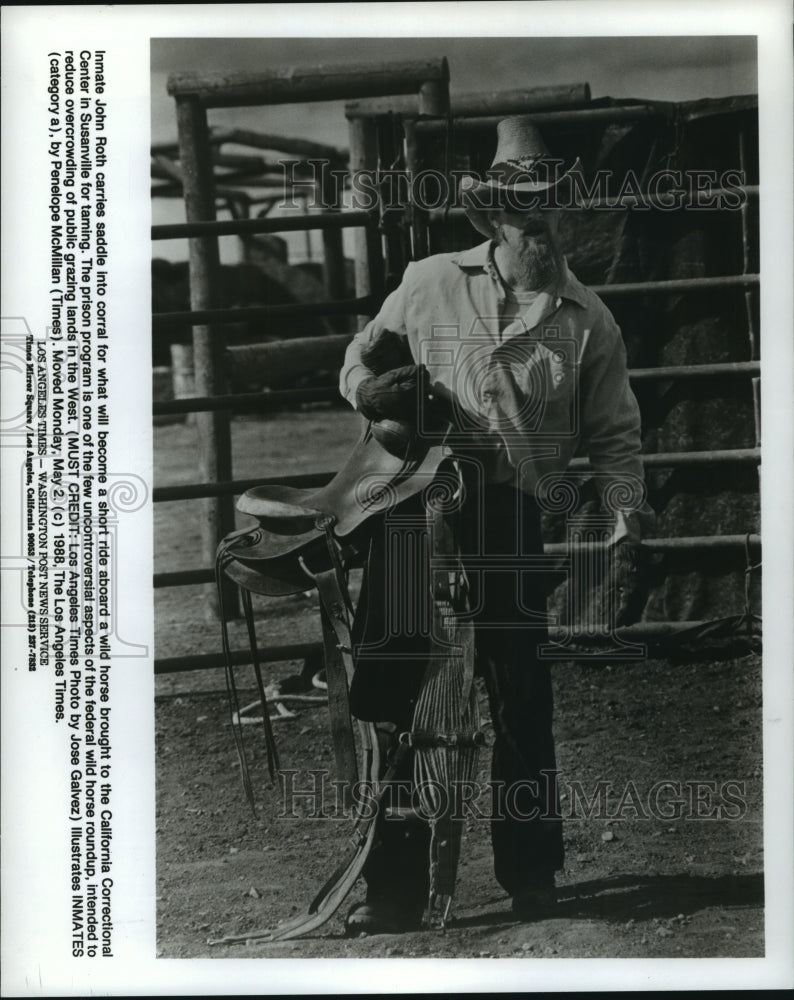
224,421,452,597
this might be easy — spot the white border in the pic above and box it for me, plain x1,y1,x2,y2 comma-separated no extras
2,2,792,994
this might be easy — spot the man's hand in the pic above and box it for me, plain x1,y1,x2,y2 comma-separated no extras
609,538,648,628
355,364,429,423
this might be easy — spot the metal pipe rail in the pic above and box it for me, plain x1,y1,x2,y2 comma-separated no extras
152,448,760,504
151,362,761,417
156,642,323,675
429,187,758,219
154,617,758,674
153,534,760,589
151,209,372,241
151,276,759,335
151,295,375,333
167,58,450,109
591,274,758,297
575,185,758,212
154,471,335,503
629,361,760,381
576,448,759,469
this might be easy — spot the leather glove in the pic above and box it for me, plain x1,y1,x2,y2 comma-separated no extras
360,328,414,376
355,364,429,423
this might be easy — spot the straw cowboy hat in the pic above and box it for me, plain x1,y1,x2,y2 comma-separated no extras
460,116,580,235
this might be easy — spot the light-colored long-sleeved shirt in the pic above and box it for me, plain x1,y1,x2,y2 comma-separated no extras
340,240,654,539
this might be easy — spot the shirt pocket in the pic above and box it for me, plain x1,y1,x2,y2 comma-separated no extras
496,340,575,434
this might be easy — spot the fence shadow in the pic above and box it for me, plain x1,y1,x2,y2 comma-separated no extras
453,871,763,928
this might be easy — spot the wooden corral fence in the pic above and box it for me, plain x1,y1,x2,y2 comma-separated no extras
151,59,761,675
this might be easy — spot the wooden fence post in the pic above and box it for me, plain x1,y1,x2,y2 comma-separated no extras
320,161,349,329
405,69,451,260
347,116,385,327
175,95,238,617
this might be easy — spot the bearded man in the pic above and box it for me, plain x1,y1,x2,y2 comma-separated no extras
338,116,653,934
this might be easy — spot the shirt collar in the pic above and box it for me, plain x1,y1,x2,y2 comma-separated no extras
451,240,590,309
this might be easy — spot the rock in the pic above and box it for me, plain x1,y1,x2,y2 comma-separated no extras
601,830,615,842
246,887,260,899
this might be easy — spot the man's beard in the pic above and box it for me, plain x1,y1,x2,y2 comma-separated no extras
498,227,561,289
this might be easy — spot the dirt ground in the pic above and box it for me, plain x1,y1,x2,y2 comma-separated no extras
154,410,764,960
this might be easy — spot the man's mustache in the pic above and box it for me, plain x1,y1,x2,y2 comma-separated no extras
521,221,550,237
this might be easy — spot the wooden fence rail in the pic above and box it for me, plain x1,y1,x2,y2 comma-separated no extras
345,82,592,118
168,58,450,108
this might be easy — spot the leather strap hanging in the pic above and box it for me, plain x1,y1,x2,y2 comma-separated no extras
209,739,407,946
216,527,283,811
402,465,483,928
